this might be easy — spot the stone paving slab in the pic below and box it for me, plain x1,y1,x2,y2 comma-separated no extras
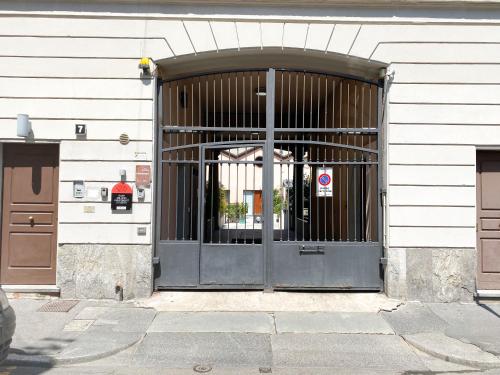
381,302,448,335
272,333,427,371
55,329,144,365
404,332,500,369
74,307,110,320
147,312,274,333
274,312,394,334
144,291,401,312
427,303,500,355
94,308,156,332
132,332,272,368
2,365,407,375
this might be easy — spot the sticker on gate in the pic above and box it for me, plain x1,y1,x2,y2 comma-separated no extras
316,167,333,197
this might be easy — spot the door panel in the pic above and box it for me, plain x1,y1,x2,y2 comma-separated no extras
200,244,264,285
477,151,500,289
272,243,381,288
481,239,500,273
253,191,263,215
200,145,265,286
1,144,59,284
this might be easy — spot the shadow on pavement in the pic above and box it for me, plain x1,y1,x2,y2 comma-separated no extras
477,302,500,319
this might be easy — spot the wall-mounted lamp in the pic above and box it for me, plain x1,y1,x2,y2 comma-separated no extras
138,57,151,76
17,114,31,137
379,68,387,79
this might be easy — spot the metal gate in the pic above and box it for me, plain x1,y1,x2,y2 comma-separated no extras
154,68,382,290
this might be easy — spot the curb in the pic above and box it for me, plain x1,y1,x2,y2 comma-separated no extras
54,333,145,365
6,333,144,366
403,333,500,370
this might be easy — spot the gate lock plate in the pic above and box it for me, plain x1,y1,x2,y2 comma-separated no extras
299,245,325,255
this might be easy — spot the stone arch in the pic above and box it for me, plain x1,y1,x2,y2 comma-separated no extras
155,47,386,82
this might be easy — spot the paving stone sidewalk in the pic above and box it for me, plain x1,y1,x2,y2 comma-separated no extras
382,301,500,369
7,298,155,365
5,297,500,373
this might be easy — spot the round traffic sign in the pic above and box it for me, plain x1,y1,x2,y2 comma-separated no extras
318,173,331,186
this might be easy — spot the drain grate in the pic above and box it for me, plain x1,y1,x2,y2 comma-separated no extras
37,300,79,313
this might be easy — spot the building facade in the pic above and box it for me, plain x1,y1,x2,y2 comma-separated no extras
0,0,499,302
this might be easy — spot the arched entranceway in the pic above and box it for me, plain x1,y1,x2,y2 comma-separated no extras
154,61,383,290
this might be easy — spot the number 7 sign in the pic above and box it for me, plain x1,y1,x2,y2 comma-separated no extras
75,124,87,135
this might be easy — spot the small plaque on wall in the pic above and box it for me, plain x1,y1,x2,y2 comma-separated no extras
111,182,133,211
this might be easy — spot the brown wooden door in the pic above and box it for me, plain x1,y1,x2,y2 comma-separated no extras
477,151,500,289
1,144,59,284
253,190,263,215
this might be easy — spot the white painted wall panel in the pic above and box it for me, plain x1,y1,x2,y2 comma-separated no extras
0,36,172,59
0,57,143,79
161,20,194,56
0,120,152,141
59,202,151,223
374,43,500,63
211,21,238,50
58,223,151,244
235,22,261,49
351,25,500,60
390,84,500,105
0,78,153,99
261,22,283,47
391,103,500,125
388,186,476,207
391,64,500,84
283,23,308,49
390,124,500,145
59,182,152,203
389,145,476,165
60,141,152,161
60,161,151,182
389,165,476,186
327,24,360,55
0,17,162,38
389,206,475,227
389,227,476,248
0,98,152,120
305,23,334,52
184,21,217,53
2,13,500,251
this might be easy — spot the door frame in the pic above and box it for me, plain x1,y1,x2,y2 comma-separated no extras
476,149,500,291
153,67,384,290
198,141,267,287
0,142,60,285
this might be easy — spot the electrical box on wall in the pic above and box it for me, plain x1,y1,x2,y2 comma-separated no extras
101,187,108,200
73,180,85,198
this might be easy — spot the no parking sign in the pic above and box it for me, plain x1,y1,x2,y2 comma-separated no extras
316,167,333,197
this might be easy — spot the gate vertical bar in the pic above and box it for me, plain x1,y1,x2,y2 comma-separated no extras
377,84,385,289
154,78,163,264
264,68,275,290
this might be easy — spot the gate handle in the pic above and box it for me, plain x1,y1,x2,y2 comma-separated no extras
28,216,34,226
299,245,325,255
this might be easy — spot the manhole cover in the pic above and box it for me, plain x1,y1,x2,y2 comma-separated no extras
37,300,79,313
193,364,212,373
259,368,272,374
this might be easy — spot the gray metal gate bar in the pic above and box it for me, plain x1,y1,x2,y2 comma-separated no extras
264,68,275,289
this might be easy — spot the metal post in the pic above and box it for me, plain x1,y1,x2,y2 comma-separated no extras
153,78,163,265
264,68,275,291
